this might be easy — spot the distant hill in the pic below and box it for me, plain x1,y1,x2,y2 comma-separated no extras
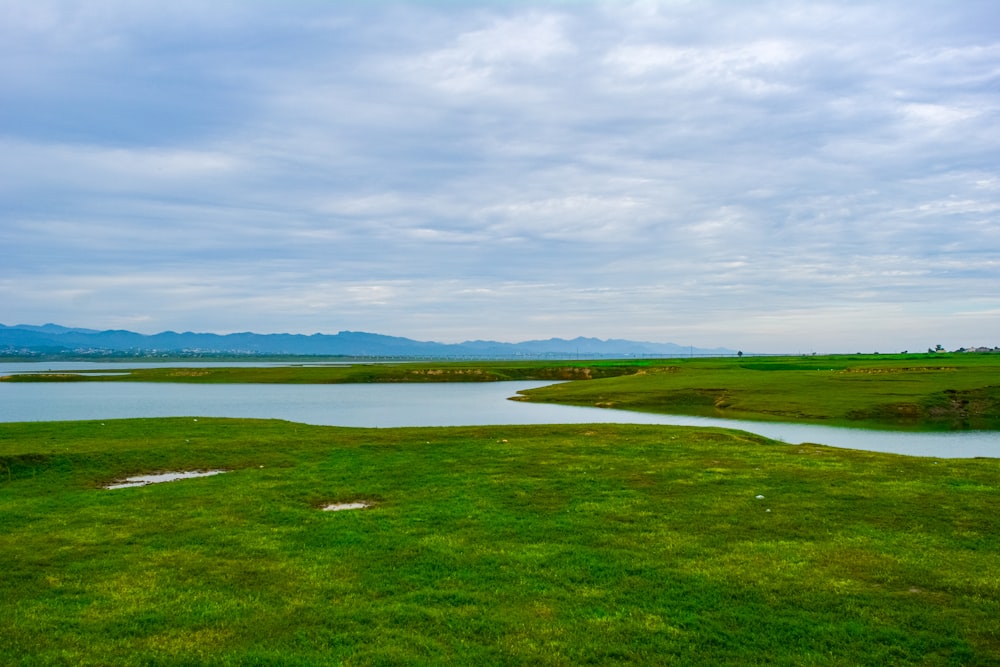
0,323,735,359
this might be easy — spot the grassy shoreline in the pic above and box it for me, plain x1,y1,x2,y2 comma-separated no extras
2,417,999,665
4,353,999,431
517,354,1000,432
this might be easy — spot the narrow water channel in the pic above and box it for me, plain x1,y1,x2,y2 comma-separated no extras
0,377,996,458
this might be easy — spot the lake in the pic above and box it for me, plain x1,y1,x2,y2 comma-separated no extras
1,363,996,458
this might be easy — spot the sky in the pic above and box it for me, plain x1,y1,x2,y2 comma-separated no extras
2,0,998,353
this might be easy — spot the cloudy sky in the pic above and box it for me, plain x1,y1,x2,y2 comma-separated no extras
2,1,998,352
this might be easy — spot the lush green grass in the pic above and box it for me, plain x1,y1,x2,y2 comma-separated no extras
2,418,999,665
4,353,999,430
517,354,1000,431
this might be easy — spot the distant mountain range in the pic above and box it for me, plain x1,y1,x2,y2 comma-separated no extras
0,323,735,359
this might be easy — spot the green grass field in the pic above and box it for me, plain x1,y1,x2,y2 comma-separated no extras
516,354,1000,431
2,418,999,665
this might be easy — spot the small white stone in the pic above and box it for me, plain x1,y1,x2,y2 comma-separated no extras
755,494,765,499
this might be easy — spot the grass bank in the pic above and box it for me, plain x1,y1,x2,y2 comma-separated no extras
516,354,1000,431
1,418,998,665
0,360,633,384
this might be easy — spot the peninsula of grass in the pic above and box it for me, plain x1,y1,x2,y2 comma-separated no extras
517,353,1000,432
2,417,998,665
5,353,999,431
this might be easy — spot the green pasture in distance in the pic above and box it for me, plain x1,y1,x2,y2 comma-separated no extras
1,418,999,665
0,360,639,384
5,352,999,431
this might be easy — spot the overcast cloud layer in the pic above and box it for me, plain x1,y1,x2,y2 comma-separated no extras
2,0,998,352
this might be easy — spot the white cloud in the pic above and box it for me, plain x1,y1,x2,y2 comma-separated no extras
604,40,800,96
408,12,574,95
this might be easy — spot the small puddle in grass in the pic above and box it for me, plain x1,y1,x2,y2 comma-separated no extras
105,470,228,489
322,502,370,511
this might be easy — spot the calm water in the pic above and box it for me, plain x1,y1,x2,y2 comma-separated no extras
1,364,996,458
